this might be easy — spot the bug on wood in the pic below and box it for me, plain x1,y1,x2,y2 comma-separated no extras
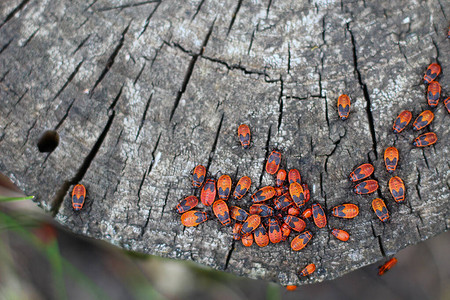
249,204,274,217
423,63,441,84
332,204,359,218
287,206,301,217
176,195,199,214
301,208,312,219
241,233,254,247
299,263,316,277
274,186,289,196
192,165,206,188
276,169,287,187
337,94,351,120
251,186,276,203
288,169,301,185
217,174,232,200
389,176,406,203
72,184,86,211
302,183,310,203
349,163,374,182
372,198,389,222
266,150,282,174
312,203,327,228
444,97,450,113
289,182,306,208
393,110,412,133
384,147,399,173
280,223,291,241
237,124,251,149
427,81,441,107
200,178,216,206
212,200,231,226
273,193,294,211
285,285,297,291
291,230,313,251
240,215,261,235
268,217,282,244
331,229,350,241
181,210,208,227
413,110,434,131
354,179,379,194
413,132,437,147
283,215,306,232
233,176,251,200
254,224,270,247
233,223,242,240
378,258,398,276
229,206,249,222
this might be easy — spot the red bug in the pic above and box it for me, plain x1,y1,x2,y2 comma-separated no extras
251,186,276,203
312,203,327,228
72,184,86,211
217,174,232,200
201,179,216,206
238,124,251,149
273,193,294,211
229,206,249,222
276,169,287,187
354,179,379,194
332,204,359,218
287,206,301,217
372,198,389,222
286,285,297,291
280,223,291,241
291,230,313,251
378,258,398,276
254,224,270,247
233,176,251,200
413,110,434,131
249,204,274,217
331,229,350,241
299,263,316,277
337,94,351,120
423,63,441,84
384,147,399,173
181,210,208,227
283,215,306,232
302,184,310,203
212,200,231,226
427,81,441,107
413,132,437,147
268,218,282,244
288,169,301,185
393,110,412,133
349,163,374,182
289,182,305,208
240,215,261,235
274,186,288,196
233,223,242,240
266,150,282,175
241,233,254,247
389,176,406,203
192,165,206,188
444,97,450,114
301,208,312,219
176,195,199,213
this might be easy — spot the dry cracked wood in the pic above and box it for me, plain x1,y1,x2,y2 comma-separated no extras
0,0,449,285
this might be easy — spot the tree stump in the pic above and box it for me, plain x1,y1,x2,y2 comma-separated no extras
0,0,449,285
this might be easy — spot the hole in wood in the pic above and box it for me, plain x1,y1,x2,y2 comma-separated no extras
37,130,59,153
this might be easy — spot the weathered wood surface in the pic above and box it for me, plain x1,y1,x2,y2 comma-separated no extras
0,0,449,285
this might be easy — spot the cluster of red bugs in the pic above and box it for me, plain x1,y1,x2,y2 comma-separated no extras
175,123,364,280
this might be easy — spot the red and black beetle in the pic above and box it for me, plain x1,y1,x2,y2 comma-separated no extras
238,124,251,149
192,165,206,188
423,63,441,84
337,94,351,120
266,150,282,175
413,110,434,131
413,132,437,147
393,110,412,133
354,179,379,194
349,163,374,182
72,184,86,211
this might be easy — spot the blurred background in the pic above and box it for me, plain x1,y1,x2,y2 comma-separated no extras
0,173,449,300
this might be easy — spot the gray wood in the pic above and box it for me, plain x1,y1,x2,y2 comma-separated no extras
0,0,449,285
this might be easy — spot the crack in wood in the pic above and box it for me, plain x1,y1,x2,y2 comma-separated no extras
133,61,147,86
247,27,256,55
191,0,206,21
266,0,273,18
138,1,162,38
52,60,84,102
0,38,13,56
277,77,284,132
205,112,224,175
135,93,153,141
259,125,272,187
97,0,160,11
0,0,31,29
224,240,235,270
21,28,39,48
147,132,162,175
55,98,76,130
72,35,91,55
90,22,131,97
227,0,243,36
